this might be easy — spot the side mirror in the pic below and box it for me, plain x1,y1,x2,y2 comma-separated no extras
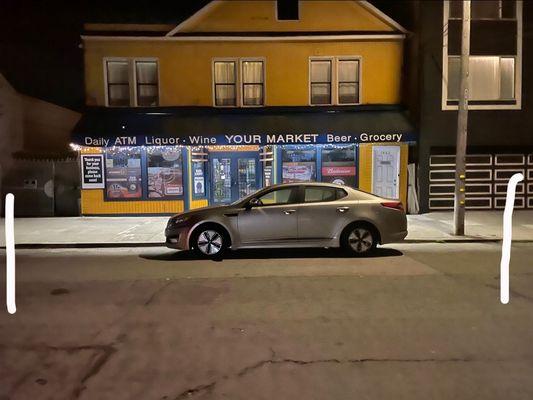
247,198,262,209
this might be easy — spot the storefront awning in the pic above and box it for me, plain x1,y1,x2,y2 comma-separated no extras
71,105,416,147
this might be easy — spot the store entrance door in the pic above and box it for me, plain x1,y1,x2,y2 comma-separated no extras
372,145,400,199
210,152,260,204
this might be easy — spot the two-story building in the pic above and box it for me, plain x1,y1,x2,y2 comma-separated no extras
71,0,415,215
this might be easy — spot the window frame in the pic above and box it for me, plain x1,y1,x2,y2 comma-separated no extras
103,57,160,108
448,0,517,21
212,57,266,108
441,0,522,110
240,58,266,107
212,58,239,107
309,56,362,106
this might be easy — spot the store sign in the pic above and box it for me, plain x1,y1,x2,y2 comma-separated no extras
81,154,105,189
77,132,412,147
322,166,356,176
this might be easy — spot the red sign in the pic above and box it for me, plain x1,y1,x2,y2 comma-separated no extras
322,166,356,176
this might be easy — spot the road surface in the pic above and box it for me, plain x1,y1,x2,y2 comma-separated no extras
1,242,533,399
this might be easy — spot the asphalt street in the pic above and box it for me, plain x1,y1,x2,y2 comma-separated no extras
1,242,533,400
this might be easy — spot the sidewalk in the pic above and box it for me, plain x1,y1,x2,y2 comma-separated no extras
1,210,532,247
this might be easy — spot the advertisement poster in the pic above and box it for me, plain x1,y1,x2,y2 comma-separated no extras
105,152,142,199
148,149,183,198
81,154,104,189
193,162,206,196
321,165,356,187
282,162,316,183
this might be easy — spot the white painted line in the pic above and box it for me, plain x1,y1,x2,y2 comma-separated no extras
500,173,524,304
5,193,16,314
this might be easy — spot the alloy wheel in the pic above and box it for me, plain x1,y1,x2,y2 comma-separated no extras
197,230,223,255
348,228,373,253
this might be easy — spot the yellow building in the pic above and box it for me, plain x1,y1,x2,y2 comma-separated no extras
72,0,414,215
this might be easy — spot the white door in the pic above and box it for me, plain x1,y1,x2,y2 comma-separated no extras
372,145,400,199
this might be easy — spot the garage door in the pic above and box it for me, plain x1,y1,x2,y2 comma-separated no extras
429,153,533,210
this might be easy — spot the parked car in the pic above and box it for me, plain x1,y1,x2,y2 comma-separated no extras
165,182,407,257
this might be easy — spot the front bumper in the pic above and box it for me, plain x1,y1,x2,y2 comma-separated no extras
165,225,192,250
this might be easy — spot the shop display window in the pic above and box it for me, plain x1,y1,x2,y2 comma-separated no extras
321,145,357,187
282,147,317,183
105,148,143,199
146,147,184,199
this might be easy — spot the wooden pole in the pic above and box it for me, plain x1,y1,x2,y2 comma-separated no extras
454,0,471,236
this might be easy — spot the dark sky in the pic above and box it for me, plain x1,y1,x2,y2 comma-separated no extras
0,0,411,111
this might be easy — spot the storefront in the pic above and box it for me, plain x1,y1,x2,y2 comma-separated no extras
72,106,415,215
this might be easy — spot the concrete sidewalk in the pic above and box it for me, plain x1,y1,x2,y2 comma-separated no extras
1,210,532,247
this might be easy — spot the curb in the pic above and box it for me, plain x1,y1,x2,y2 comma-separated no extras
2,239,533,249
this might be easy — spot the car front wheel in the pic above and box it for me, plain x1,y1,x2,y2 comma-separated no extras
342,225,377,256
192,227,226,258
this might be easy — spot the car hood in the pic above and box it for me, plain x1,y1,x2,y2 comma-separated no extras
170,204,231,220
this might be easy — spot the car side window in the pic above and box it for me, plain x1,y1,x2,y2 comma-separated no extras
257,187,296,206
336,189,348,200
304,187,337,203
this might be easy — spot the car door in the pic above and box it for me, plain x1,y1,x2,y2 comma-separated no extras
238,186,299,244
297,186,353,240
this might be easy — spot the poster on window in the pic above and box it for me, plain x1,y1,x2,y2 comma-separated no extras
193,162,205,196
282,162,316,183
321,165,356,187
81,154,105,189
105,154,142,199
147,148,183,198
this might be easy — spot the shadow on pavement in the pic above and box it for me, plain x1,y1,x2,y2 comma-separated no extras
139,247,403,262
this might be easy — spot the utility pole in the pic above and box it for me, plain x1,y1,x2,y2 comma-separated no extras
454,0,471,236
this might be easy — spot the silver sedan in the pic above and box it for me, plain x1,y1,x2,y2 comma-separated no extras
165,182,407,257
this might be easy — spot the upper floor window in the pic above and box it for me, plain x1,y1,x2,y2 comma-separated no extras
242,61,264,106
310,57,361,105
105,58,159,107
135,61,159,106
310,60,332,105
277,0,299,21
106,61,130,107
213,58,265,107
449,0,516,20
447,56,515,101
214,61,237,106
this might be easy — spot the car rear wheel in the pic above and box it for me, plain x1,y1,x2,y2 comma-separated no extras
192,227,226,258
342,225,377,256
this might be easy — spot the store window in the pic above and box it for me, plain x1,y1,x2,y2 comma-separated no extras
310,60,332,105
447,56,515,101
282,147,317,183
105,148,143,199
242,60,264,106
106,61,130,107
146,147,184,198
214,61,237,106
135,61,159,106
321,145,357,187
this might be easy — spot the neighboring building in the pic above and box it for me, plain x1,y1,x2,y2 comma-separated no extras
72,0,415,215
0,72,81,215
412,0,532,212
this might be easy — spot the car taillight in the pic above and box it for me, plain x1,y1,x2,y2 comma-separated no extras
381,201,404,211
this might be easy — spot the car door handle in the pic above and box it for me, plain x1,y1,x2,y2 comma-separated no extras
337,206,350,213
283,209,296,215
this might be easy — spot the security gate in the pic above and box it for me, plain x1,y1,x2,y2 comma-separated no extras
429,153,533,210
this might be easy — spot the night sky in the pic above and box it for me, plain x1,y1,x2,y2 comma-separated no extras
0,0,410,111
